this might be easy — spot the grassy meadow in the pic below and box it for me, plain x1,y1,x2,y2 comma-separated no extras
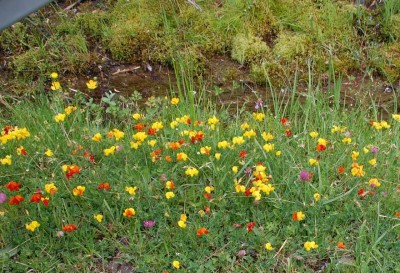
0,71,399,272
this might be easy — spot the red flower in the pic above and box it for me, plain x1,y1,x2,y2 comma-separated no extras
190,132,204,143
147,128,157,135
41,197,50,206
247,222,256,232
358,188,365,196
62,224,78,233
8,195,24,205
281,117,288,126
98,183,111,190
134,123,146,131
338,166,345,174
204,193,212,199
316,144,326,151
337,241,346,249
83,151,95,163
292,212,298,221
285,129,292,137
30,192,44,203
5,181,21,191
239,150,247,158
244,188,251,196
66,165,80,180
196,227,209,237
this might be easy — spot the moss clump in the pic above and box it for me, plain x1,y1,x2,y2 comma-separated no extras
378,42,400,82
273,32,310,61
231,33,270,65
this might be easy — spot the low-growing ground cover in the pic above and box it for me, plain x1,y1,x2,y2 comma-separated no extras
0,74,399,272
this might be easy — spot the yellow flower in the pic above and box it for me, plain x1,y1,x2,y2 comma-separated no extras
207,116,219,129
92,133,102,142
351,163,365,177
309,131,319,138
148,139,157,147
294,211,305,221
232,136,245,145
313,193,320,202
125,186,138,195
132,113,142,120
263,143,274,152
103,146,116,156
151,121,163,130
351,151,359,161
241,122,250,130
342,137,352,144
25,221,40,232
252,112,265,121
172,260,180,269
363,147,369,154
50,72,58,79
45,149,54,157
165,191,175,199
178,220,187,228
204,186,214,194
243,129,256,139
130,141,141,149
262,132,274,142
123,208,136,218
368,178,381,187
275,151,282,156
165,181,174,190
51,81,61,91
368,158,377,166
45,183,58,194
392,114,400,122
64,106,77,116
86,79,97,90
171,98,180,105
72,186,85,196
217,140,230,149
177,152,188,162
317,138,328,146
16,146,26,155
265,243,274,251
232,166,238,174
180,214,187,222
331,125,346,133
170,120,179,129
0,155,12,165
132,132,148,142
185,167,199,177
94,214,103,223
304,241,318,251
309,158,319,166
214,153,221,160
54,113,66,123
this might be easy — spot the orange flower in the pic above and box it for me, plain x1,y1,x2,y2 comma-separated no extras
62,224,78,232
337,241,346,249
165,155,172,162
8,195,24,205
5,181,21,191
98,183,111,190
395,212,400,217
196,227,209,237
123,208,136,218
338,166,345,174
134,123,146,131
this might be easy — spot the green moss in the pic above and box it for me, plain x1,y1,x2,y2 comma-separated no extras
231,33,270,65
273,32,310,61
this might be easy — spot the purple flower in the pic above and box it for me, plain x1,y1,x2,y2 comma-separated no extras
143,220,156,229
0,192,7,204
116,145,123,152
255,99,264,110
238,250,247,257
299,170,312,182
370,146,379,154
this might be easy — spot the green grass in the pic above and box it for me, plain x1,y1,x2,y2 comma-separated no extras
0,71,399,272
